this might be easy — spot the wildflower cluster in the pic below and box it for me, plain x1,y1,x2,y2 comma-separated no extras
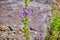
20,8,32,18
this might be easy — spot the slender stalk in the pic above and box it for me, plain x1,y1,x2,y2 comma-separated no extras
22,17,29,40
20,0,30,40
25,0,30,8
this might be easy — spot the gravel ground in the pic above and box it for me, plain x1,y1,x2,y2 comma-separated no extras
0,0,51,40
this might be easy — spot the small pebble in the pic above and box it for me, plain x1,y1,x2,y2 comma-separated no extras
7,26,13,31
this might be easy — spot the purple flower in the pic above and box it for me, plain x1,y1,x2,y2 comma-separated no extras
20,8,32,18
27,8,32,12
23,8,32,13
20,11,27,18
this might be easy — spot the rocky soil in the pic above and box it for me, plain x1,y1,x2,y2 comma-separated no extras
0,0,51,40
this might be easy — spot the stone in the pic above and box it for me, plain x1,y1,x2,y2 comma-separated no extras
0,1,51,40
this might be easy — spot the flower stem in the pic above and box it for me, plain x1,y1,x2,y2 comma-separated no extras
22,17,29,40
25,0,30,8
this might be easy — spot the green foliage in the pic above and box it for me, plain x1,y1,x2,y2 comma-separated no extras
45,2,60,40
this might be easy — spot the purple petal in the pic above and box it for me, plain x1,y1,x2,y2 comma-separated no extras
20,11,27,18
23,8,32,13
23,8,28,13
20,11,25,18
27,8,32,12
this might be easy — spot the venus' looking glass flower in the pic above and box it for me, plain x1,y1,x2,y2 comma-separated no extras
27,8,32,12
23,8,32,13
20,11,27,18
20,8,32,18
20,0,31,40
